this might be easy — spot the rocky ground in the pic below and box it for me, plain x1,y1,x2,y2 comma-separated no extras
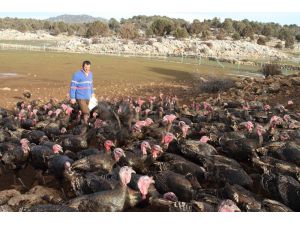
1,29,299,61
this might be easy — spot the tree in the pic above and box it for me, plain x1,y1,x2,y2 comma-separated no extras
57,22,67,33
67,24,76,36
109,18,120,32
296,34,300,42
145,27,154,37
232,32,241,40
257,37,266,45
233,21,246,35
278,28,292,40
43,21,51,30
222,18,234,33
262,24,275,37
189,19,201,34
17,23,29,32
211,17,221,28
150,18,173,36
201,30,211,40
173,27,189,39
285,35,294,48
241,25,254,38
119,23,139,39
86,21,109,37
50,23,61,36
76,26,87,37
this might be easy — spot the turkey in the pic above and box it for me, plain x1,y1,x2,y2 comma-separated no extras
119,141,156,174
29,143,63,184
48,154,74,179
154,153,206,183
67,166,136,212
221,183,262,211
1,138,30,188
21,130,48,145
76,139,115,159
261,199,293,212
167,138,218,165
153,170,195,202
267,142,300,166
261,172,300,211
203,155,253,188
71,148,125,174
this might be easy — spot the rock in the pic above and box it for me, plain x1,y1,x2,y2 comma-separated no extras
0,205,14,212
0,189,21,205
7,186,63,209
280,79,292,87
235,82,244,89
290,77,300,85
27,186,63,204
8,193,46,209
0,87,11,91
268,83,281,93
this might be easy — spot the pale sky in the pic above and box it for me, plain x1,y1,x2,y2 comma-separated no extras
0,0,299,25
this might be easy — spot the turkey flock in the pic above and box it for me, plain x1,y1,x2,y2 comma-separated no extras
0,78,300,212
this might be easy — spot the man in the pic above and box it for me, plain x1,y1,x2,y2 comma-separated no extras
69,60,95,124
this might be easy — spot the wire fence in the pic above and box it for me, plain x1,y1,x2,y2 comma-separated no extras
0,42,298,78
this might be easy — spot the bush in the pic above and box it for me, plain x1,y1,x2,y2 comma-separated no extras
257,37,266,45
150,18,173,36
232,32,241,40
201,30,210,40
296,34,300,42
262,64,282,77
145,28,154,37
240,25,254,38
285,36,294,48
275,42,283,49
119,23,139,39
216,29,226,40
108,18,120,32
200,79,235,93
86,21,109,38
173,27,189,39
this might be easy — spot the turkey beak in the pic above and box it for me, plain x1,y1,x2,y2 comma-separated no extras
233,205,241,212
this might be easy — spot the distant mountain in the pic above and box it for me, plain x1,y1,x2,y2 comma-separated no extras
46,14,107,24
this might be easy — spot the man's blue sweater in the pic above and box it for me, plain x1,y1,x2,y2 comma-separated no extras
69,70,94,100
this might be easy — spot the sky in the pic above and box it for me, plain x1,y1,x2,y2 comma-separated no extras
0,0,299,25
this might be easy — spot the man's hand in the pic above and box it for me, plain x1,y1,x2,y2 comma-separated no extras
92,93,96,98
70,99,76,104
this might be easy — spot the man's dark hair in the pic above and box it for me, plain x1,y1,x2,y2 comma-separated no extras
82,60,91,68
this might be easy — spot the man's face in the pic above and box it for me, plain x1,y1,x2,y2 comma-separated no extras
83,64,91,73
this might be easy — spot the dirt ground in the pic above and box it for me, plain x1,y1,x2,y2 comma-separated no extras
0,50,299,111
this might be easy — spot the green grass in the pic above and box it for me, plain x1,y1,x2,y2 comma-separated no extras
0,50,245,84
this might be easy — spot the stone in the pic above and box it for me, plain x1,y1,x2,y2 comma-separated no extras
268,83,281,93
290,77,300,85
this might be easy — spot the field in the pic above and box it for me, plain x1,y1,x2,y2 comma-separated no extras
0,50,246,109
0,50,298,111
